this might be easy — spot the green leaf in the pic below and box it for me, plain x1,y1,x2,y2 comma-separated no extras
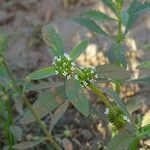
26,66,55,80
126,96,142,114
18,80,63,92
10,125,22,141
107,44,127,68
82,10,115,21
42,25,64,56
107,134,136,150
72,17,110,38
49,102,69,131
70,40,88,61
0,99,7,120
125,1,150,35
96,64,130,80
138,124,150,138
90,105,108,122
0,32,8,54
13,139,45,150
65,79,90,117
0,65,11,86
103,88,130,118
138,61,150,69
65,79,82,101
128,138,139,150
20,91,59,124
101,0,117,15
128,77,150,85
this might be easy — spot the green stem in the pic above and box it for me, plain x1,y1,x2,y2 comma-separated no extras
75,68,114,111
115,2,123,93
22,96,62,150
3,56,62,150
5,98,15,150
88,83,114,111
115,81,120,94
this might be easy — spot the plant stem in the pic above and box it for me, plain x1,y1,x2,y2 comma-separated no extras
22,96,62,150
88,83,114,111
5,98,15,150
3,56,62,150
75,68,114,111
115,81,120,94
115,2,123,93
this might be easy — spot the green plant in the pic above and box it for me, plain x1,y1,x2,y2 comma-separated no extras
0,0,150,149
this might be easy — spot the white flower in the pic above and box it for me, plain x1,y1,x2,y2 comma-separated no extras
57,57,61,62
52,60,56,65
71,62,75,67
71,66,75,71
80,66,84,70
104,108,109,115
55,70,59,75
83,81,88,87
95,74,99,79
90,79,95,82
90,69,94,74
62,71,67,76
67,75,71,80
54,56,58,60
74,74,79,80
64,53,71,61
123,116,130,123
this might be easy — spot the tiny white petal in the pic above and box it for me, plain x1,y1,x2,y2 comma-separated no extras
123,116,130,123
83,81,88,87
55,70,59,75
71,66,75,71
62,71,67,76
95,74,99,79
54,56,58,60
52,61,55,65
90,79,95,82
91,70,94,74
80,66,84,70
67,75,71,80
57,57,61,61
71,62,75,67
74,74,79,80
104,108,109,115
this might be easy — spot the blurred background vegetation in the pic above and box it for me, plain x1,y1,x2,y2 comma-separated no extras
0,0,149,149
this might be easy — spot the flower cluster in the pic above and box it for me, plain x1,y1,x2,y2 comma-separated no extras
104,107,130,129
74,67,99,87
52,53,75,79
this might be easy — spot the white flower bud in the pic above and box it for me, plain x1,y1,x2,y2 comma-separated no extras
74,74,79,80
83,81,88,87
71,62,75,67
62,71,67,76
95,74,99,79
104,108,109,115
123,116,130,123
67,75,71,80
54,56,58,60
55,70,59,75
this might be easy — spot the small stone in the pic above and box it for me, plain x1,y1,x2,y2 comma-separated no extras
81,129,93,141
